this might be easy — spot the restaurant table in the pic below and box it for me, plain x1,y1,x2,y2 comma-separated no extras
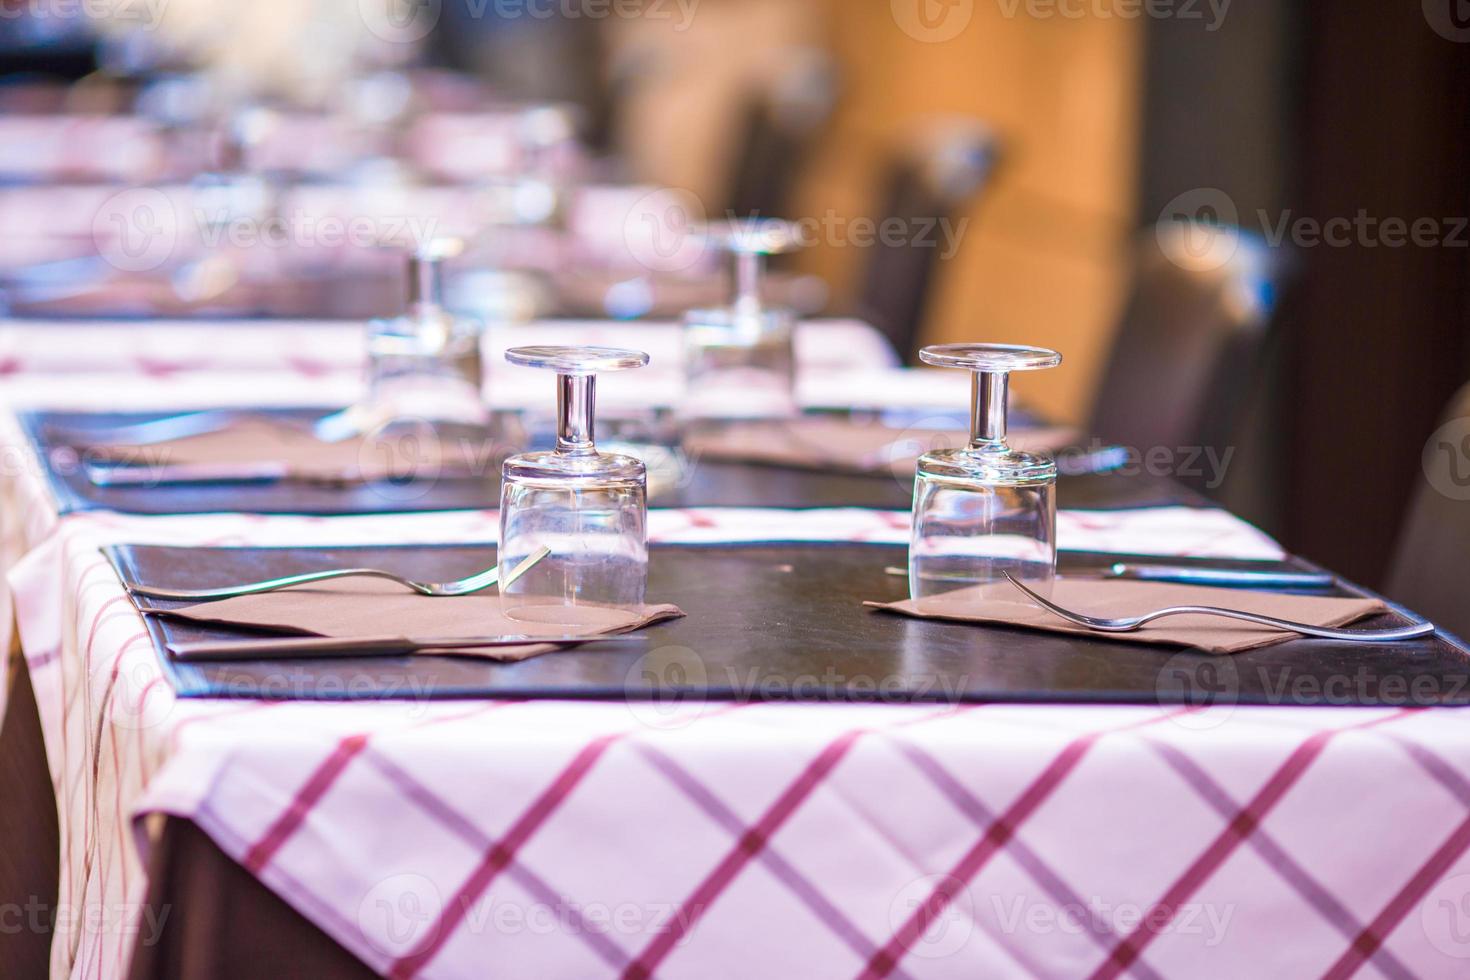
2,322,1470,980
0,109,584,186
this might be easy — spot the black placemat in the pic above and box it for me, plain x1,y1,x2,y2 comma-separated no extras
104,541,1470,705
21,408,1191,515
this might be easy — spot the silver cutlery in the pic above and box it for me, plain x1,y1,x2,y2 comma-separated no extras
168,633,647,661
1003,573,1436,642
1103,564,1335,589
86,460,293,487
65,409,248,446
61,406,373,448
882,564,1336,590
84,459,488,488
1055,445,1131,476
129,547,549,602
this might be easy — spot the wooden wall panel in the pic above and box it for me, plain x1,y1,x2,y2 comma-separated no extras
616,0,1144,422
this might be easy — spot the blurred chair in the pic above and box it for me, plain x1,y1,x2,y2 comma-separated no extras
726,49,838,220
855,121,1002,361
1088,222,1282,481
1384,382,1470,641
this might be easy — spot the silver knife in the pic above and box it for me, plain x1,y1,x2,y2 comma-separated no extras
86,461,489,488
87,461,294,487
1103,563,1335,589
169,634,649,662
882,564,1336,589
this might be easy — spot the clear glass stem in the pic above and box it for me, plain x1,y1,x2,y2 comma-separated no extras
733,251,764,313
556,373,596,455
407,252,443,311
970,370,1009,452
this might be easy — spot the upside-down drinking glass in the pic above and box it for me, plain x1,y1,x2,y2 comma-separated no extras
909,343,1063,605
682,218,805,419
499,346,651,624
365,236,487,426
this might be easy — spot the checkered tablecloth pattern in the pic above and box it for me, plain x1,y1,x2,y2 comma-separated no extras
0,317,894,383
12,501,1470,980
3,337,1469,979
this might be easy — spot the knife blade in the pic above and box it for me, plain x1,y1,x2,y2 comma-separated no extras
881,563,1336,590
168,633,649,662
1103,564,1335,589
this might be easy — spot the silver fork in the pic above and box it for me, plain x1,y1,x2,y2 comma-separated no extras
1003,574,1436,642
129,547,549,602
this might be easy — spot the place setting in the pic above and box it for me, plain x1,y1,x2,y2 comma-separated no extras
100,343,1460,708
21,221,1135,517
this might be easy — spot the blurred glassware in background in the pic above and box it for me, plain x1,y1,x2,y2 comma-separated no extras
681,218,806,420
499,346,652,624
358,237,488,434
909,343,1063,607
85,0,421,113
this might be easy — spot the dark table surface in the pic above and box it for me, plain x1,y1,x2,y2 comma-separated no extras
110,540,1470,707
23,408,1192,515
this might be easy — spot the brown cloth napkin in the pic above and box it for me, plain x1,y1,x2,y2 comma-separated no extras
160,576,684,662
867,578,1387,654
85,417,504,484
683,418,1078,477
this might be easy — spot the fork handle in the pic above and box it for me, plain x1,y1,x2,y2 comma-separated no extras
1138,606,1436,641
129,568,417,601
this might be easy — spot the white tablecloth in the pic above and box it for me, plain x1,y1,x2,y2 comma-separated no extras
0,317,928,411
